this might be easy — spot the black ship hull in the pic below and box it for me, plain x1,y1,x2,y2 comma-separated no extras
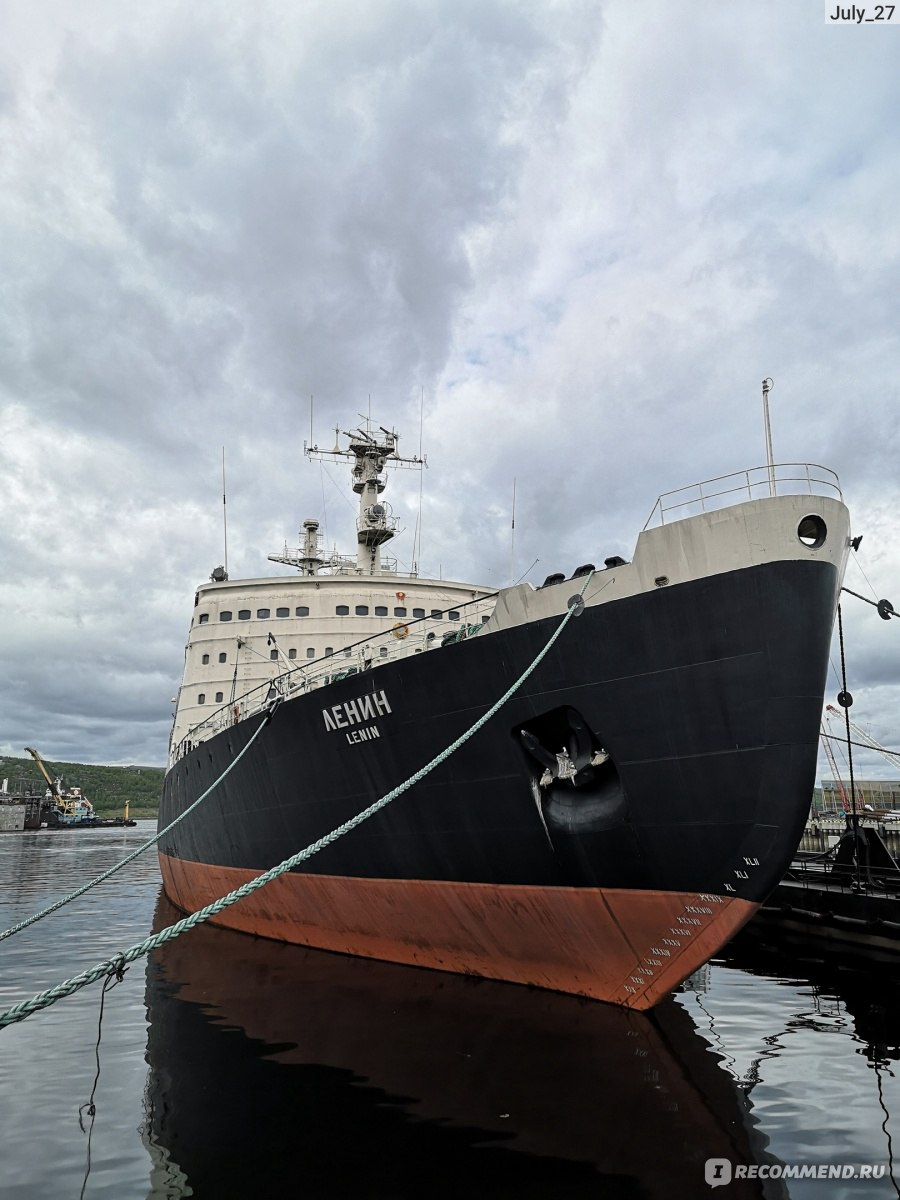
159,555,840,1009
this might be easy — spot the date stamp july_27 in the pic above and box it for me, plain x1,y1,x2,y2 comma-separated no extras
827,3,900,20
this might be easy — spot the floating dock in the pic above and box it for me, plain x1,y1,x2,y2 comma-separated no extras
0,797,43,832
752,824,900,953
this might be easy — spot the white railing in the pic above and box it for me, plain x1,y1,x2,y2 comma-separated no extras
172,594,498,761
267,549,402,575
642,463,842,530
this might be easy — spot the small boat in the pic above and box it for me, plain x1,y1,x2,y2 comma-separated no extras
158,418,850,1009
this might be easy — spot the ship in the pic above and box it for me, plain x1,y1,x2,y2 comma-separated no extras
158,417,850,1010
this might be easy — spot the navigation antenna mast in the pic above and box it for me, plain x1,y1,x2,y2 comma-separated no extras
413,387,425,577
304,419,425,577
222,447,229,579
509,477,516,585
762,377,775,497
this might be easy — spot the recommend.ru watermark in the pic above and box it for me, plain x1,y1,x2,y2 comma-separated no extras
705,1158,887,1187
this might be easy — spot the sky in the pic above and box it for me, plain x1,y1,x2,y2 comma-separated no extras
1,0,899,786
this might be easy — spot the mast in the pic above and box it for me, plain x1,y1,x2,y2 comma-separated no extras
272,418,424,576
762,377,775,498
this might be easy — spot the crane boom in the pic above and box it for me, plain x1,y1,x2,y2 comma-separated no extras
23,746,60,795
824,705,900,773
819,722,849,812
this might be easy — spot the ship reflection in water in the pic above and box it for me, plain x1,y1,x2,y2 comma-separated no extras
144,896,786,1199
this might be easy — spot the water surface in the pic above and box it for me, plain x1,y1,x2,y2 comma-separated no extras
1,824,898,1198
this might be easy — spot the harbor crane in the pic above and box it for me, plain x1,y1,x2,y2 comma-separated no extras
824,704,900,774
819,721,850,813
23,746,94,825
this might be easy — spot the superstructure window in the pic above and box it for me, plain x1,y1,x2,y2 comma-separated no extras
336,605,349,615
198,614,209,624
238,609,251,620
220,611,233,622
215,691,224,703
270,650,278,660
277,607,289,617
288,648,297,660
449,611,460,620
306,648,315,659
394,606,407,616
379,646,388,658
430,610,442,619
257,608,270,619
198,693,206,704
355,605,369,616
375,606,388,616
201,654,210,665
413,608,425,618
296,606,309,617
218,653,227,663
325,647,334,656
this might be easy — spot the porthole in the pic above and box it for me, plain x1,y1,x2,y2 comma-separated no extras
798,515,827,549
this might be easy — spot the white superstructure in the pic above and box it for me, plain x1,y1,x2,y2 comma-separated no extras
169,423,494,761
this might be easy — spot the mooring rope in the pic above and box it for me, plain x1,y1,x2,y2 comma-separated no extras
0,714,274,945
0,575,592,1029
841,586,896,622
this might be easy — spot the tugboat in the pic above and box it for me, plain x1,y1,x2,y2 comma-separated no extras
158,414,850,1010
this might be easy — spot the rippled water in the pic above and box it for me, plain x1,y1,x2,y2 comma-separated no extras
1,824,898,1198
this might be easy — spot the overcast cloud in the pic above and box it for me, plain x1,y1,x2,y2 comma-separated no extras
1,0,898,789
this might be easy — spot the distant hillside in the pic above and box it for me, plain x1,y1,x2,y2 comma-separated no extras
0,756,163,819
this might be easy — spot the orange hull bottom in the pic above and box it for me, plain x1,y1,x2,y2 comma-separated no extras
159,853,757,1010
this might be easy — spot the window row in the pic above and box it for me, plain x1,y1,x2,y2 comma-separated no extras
336,606,460,619
198,606,311,624
198,605,462,624
212,643,394,667
195,647,397,703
